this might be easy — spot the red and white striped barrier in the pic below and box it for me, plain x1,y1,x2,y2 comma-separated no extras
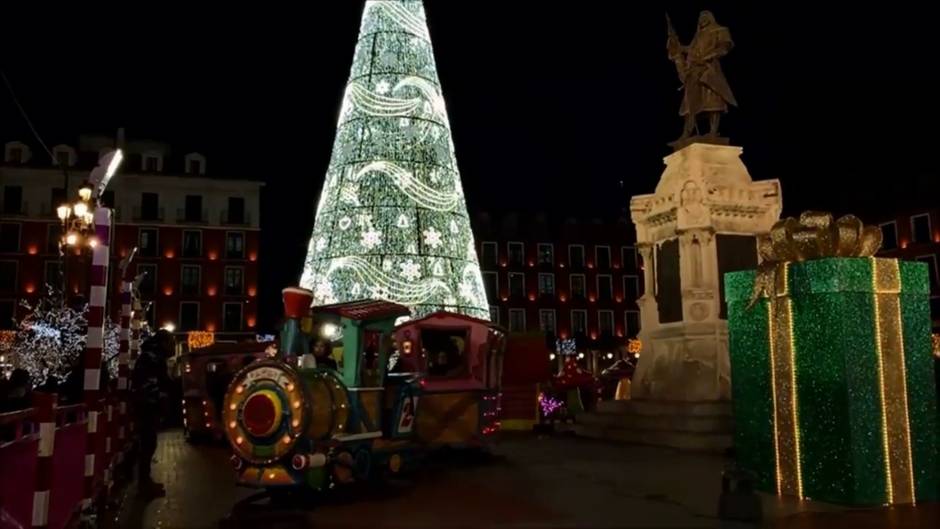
81,207,111,510
117,279,131,449
31,393,56,529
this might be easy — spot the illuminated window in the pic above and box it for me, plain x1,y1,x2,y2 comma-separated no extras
225,266,244,296
537,244,554,266
538,273,555,296
138,228,158,257
226,232,245,259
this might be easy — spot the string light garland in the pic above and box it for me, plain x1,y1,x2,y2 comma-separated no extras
188,331,215,350
299,0,489,320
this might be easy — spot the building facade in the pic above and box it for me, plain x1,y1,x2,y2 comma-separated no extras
875,208,940,329
473,211,642,354
0,134,263,340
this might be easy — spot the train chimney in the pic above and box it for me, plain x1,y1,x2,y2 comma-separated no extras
281,287,313,359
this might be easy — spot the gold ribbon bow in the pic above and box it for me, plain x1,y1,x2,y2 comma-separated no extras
749,211,883,307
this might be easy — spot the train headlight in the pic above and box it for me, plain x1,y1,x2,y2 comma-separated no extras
320,323,341,340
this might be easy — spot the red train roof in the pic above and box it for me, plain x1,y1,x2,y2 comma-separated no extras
395,311,504,332
312,299,411,322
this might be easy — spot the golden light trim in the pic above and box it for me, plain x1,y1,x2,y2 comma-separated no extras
767,263,803,499
766,301,783,496
872,262,894,503
785,293,803,500
870,257,916,504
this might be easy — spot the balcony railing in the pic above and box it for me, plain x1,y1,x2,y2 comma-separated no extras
220,210,251,226
177,208,208,224
132,206,165,223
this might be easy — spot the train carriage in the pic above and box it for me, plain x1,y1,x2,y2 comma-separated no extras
222,288,505,492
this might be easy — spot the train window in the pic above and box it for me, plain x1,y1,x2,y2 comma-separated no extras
422,328,468,379
360,330,382,386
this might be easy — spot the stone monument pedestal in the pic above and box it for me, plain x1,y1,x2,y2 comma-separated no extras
575,143,782,450
630,143,781,402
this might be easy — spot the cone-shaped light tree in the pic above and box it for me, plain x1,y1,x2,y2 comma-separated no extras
300,0,489,320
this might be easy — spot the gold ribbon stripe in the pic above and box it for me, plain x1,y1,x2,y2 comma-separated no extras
871,257,916,504
768,263,802,498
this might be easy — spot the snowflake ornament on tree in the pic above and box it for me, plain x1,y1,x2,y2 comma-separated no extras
360,228,383,250
399,259,422,281
423,227,443,249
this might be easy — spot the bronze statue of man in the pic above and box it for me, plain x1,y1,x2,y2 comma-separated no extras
667,11,737,142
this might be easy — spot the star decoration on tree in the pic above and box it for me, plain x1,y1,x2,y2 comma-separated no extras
399,259,422,281
423,227,443,249
375,80,391,94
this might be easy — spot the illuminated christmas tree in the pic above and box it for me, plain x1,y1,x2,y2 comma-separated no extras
300,0,489,320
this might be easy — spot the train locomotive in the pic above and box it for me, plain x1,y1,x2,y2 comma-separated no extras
222,287,505,491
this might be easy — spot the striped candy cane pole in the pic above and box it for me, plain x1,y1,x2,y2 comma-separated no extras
32,392,57,529
117,279,131,453
82,207,111,510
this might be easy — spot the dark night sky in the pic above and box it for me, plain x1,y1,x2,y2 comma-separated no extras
1,2,938,329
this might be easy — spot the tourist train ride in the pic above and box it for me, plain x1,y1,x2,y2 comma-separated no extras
181,341,271,441
222,287,505,491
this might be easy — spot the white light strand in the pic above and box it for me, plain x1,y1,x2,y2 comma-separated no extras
323,256,451,306
354,161,459,212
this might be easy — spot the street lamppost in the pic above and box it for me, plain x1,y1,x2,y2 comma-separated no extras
55,150,124,300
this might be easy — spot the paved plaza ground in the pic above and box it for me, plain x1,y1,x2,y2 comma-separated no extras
111,430,936,529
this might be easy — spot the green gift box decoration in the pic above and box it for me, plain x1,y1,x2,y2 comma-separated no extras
725,212,940,505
